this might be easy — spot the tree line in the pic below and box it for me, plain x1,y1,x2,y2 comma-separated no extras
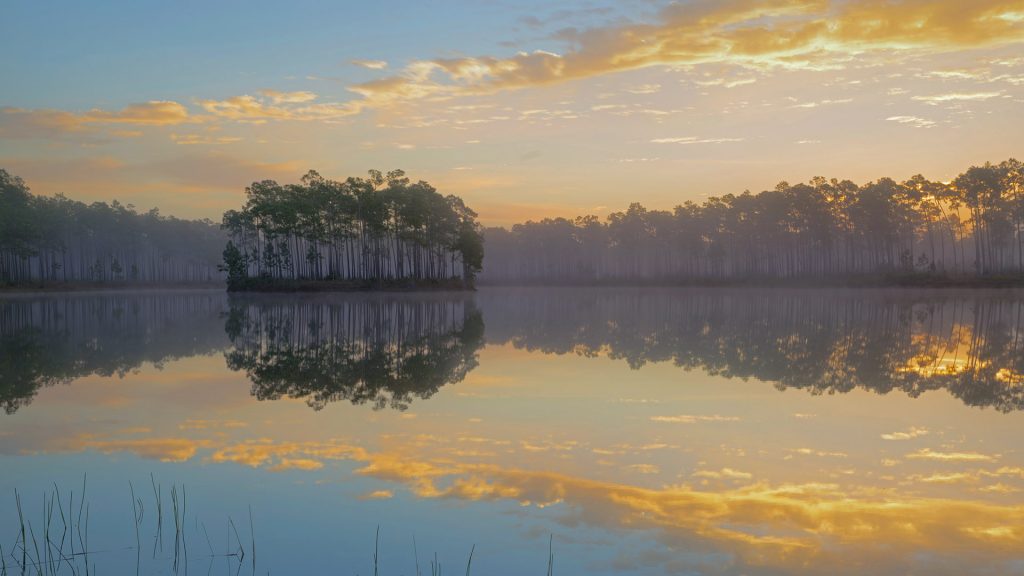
481,159,1024,283
220,169,484,290
0,169,225,285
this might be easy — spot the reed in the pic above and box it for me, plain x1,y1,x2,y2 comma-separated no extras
547,534,554,576
373,525,380,576
464,544,474,576
129,481,140,572
412,534,421,576
248,505,256,572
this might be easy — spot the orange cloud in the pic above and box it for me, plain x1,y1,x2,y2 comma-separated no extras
345,0,1024,107
196,93,360,123
53,435,208,462
0,101,202,139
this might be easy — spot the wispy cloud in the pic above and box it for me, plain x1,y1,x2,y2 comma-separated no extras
197,93,360,123
911,91,1005,104
887,115,936,128
258,89,318,104
881,427,929,440
0,101,201,137
906,448,998,462
650,136,744,144
650,414,739,423
351,59,389,70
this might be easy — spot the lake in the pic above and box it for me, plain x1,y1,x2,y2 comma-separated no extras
2,288,1024,575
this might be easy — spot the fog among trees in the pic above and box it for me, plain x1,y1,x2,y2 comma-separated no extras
0,169,224,285
482,159,1024,283
4,159,1024,288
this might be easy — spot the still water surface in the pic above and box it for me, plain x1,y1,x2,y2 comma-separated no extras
2,288,1024,575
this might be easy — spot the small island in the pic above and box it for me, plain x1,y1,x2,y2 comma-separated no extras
220,169,484,292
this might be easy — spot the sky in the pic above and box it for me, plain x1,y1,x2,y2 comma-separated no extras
2,0,1024,226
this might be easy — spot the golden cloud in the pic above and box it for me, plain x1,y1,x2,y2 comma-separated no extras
257,89,319,104
344,0,1024,107
38,426,1024,573
196,94,360,123
53,435,209,462
0,101,202,139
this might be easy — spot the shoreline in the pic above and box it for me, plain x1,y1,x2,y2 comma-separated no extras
4,276,1024,294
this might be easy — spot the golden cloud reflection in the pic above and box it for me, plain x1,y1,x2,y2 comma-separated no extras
45,430,1024,572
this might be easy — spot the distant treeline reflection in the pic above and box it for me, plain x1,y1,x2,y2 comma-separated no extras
0,293,228,414
482,289,1024,412
223,295,484,410
2,290,1023,414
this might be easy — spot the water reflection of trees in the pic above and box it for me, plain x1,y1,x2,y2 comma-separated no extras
223,295,484,410
479,288,1024,411
0,293,229,414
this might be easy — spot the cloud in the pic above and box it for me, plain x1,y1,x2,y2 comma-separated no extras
210,439,366,469
170,133,243,145
0,101,200,138
692,467,753,480
257,89,319,104
197,94,360,123
359,489,394,500
911,91,1005,103
650,137,744,144
351,59,389,70
349,449,1024,575
789,98,853,108
342,0,1024,109
626,463,661,474
650,414,740,423
887,115,937,128
43,429,1024,574
881,427,930,440
53,435,207,462
269,458,324,472
694,77,758,88
624,83,662,94
906,448,998,462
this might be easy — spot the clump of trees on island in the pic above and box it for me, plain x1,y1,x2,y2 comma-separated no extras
0,169,224,285
481,159,1024,284
220,169,485,291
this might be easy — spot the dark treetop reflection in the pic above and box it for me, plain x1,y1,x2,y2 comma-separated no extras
223,294,484,410
2,289,1024,415
0,291,228,413
481,288,1024,412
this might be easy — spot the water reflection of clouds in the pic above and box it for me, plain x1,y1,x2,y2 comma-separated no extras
26,429,1024,575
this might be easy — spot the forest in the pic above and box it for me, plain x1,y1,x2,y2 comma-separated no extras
481,159,1024,284
220,169,485,290
0,169,224,285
